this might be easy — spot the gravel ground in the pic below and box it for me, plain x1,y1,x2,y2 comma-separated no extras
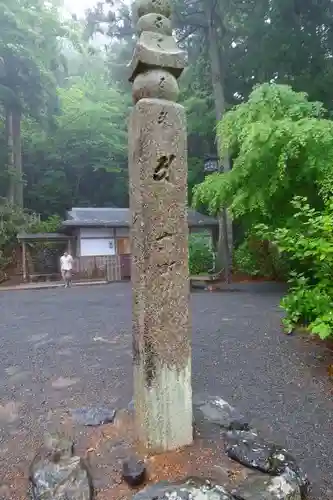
0,283,332,498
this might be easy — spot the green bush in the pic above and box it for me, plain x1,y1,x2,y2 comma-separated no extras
30,214,61,234
0,203,30,273
234,237,289,279
189,235,214,275
257,196,333,338
29,214,62,251
281,274,333,336
234,240,261,277
0,206,62,276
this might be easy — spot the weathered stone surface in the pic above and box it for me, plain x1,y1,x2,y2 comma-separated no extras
132,69,179,103
29,435,93,500
0,401,20,424
43,433,74,458
226,433,309,498
193,394,250,435
231,471,302,500
122,457,146,487
128,399,135,412
136,13,172,35
132,0,172,23
129,32,186,82
71,406,116,426
30,456,92,500
132,478,236,499
129,96,192,451
51,376,79,389
226,434,272,472
0,482,11,499
283,467,309,499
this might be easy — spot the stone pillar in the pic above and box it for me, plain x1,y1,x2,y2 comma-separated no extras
128,0,193,451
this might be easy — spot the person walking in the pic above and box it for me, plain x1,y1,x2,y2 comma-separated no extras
60,251,73,288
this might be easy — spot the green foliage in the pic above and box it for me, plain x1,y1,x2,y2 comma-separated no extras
234,240,261,277
55,75,129,171
25,214,63,252
280,276,333,338
0,0,82,206
0,204,61,274
234,237,289,279
0,0,70,116
193,84,333,231
22,70,130,216
0,0,130,216
237,0,333,109
257,196,333,338
189,234,214,275
30,215,62,234
0,202,33,270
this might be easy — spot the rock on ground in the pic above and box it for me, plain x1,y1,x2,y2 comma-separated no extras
132,478,235,500
225,432,309,498
131,475,303,500
122,457,146,487
71,407,116,426
231,471,302,500
193,394,250,436
29,434,93,500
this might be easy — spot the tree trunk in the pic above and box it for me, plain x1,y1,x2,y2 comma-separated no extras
12,108,23,208
204,0,233,281
5,107,23,207
6,108,15,204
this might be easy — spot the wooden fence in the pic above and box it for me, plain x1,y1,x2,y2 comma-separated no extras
119,254,131,280
106,255,122,282
10,251,126,284
73,255,122,282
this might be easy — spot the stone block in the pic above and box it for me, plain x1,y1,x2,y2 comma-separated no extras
136,13,172,35
132,0,172,24
129,31,186,82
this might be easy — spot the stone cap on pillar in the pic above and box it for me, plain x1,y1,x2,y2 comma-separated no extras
128,32,186,83
128,0,186,83
131,0,173,26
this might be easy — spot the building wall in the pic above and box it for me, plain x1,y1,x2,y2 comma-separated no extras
74,227,130,280
77,227,131,258
79,228,116,257
115,227,129,238
74,226,214,280
80,228,114,238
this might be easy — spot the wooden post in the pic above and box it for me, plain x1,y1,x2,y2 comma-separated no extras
22,240,27,282
67,238,72,255
128,0,193,452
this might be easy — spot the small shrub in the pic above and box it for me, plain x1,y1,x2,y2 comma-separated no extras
281,274,333,337
257,196,333,338
30,214,62,234
234,240,261,276
29,214,62,251
0,202,31,273
0,206,62,277
189,234,214,275
234,236,289,279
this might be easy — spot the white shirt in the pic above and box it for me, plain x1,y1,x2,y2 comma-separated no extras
60,255,73,271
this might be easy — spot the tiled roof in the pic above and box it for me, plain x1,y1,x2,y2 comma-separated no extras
17,232,71,241
63,208,218,228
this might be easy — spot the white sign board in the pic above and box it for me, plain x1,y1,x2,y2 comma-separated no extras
80,238,116,257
